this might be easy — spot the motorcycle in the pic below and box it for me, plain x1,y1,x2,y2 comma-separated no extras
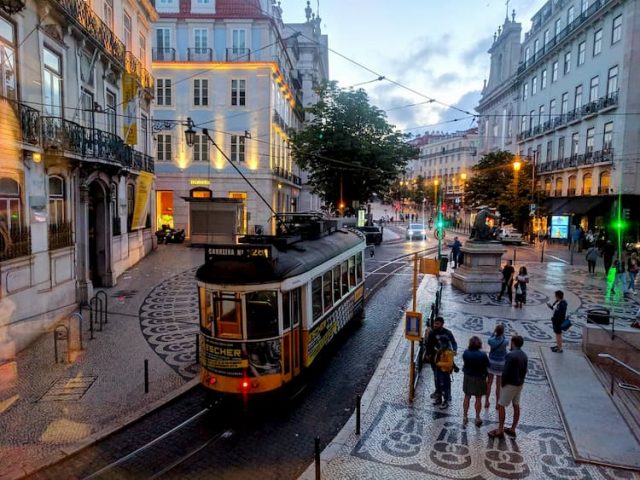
155,225,185,244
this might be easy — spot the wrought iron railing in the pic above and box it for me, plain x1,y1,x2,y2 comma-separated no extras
48,221,73,250
152,48,176,61
226,47,251,62
272,166,301,186
125,51,153,91
0,226,31,262
0,95,40,145
188,48,213,61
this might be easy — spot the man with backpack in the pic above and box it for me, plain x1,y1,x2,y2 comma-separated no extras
426,317,458,409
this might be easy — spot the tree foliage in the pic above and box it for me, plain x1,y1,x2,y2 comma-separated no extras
465,150,539,231
290,82,418,210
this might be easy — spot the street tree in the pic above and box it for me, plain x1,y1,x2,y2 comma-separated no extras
464,150,537,231
290,82,418,212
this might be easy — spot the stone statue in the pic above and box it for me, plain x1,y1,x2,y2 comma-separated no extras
470,208,494,241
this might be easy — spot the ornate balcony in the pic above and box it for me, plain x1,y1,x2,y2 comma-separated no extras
125,52,153,91
272,166,301,186
226,48,251,62
0,226,31,262
152,48,176,61
42,116,154,174
1,95,40,146
188,48,213,61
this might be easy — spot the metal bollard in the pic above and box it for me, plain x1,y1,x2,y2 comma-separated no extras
144,359,149,394
315,436,321,480
356,394,361,435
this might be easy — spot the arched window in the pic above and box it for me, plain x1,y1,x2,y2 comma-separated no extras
582,173,592,195
48,176,65,225
544,178,552,195
555,177,564,197
567,175,577,196
0,178,21,231
599,171,611,194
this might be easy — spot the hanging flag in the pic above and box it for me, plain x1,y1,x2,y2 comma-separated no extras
122,72,138,145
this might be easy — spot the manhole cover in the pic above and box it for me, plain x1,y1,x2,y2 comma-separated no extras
39,376,98,402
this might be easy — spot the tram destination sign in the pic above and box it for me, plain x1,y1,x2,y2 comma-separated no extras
205,244,275,262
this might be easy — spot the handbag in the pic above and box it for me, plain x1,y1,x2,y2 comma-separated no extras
515,283,523,295
560,316,572,331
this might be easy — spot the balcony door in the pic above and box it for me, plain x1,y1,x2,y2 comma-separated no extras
88,180,111,287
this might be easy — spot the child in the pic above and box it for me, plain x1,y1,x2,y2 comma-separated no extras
434,335,455,409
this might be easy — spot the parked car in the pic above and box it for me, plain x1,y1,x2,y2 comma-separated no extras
357,225,383,245
406,223,427,241
496,226,524,245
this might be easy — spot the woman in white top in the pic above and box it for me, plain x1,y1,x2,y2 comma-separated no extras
514,266,529,308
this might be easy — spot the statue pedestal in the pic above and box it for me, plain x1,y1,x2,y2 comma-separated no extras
451,241,506,293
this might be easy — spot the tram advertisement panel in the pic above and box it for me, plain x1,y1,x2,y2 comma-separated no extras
202,336,281,377
307,286,364,363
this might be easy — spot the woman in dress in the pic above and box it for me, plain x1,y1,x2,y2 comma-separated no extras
514,266,529,308
485,323,507,409
462,336,489,427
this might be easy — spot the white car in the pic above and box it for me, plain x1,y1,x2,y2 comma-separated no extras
406,223,427,240
496,227,524,245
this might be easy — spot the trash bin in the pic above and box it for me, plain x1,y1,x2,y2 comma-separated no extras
587,308,610,325
439,255,449,272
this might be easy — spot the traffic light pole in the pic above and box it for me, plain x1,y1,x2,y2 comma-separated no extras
437,184,443,259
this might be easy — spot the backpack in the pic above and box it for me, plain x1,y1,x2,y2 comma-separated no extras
436,349,455,373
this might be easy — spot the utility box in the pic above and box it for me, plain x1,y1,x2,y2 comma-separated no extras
183,197,244,245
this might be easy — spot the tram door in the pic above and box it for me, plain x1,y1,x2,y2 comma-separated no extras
282,287,303,382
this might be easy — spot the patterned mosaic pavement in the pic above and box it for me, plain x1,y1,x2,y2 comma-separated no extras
310,262,640,480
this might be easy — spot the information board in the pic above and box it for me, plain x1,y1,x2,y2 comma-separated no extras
551,215,570,239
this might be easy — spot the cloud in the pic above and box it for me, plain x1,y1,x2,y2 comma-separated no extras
461,35,494,66
437,90,483,129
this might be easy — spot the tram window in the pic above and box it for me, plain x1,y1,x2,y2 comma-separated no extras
246,291,279,339
199,287,213,334
349,257,356,290
282,291,291,330
356,253,363,284
312,277,322,321
332,265,341,302
341,261,348,296
322,271,333,312
213,292,242,338
291,288,301,326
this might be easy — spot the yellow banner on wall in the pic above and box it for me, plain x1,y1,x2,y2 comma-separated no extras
130,171,154,230
123,72,137,145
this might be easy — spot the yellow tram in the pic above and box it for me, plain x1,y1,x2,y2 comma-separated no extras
197,214,366,394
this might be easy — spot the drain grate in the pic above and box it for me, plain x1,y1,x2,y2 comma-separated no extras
39,376,98,402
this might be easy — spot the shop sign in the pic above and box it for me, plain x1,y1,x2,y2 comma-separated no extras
190,179,211,186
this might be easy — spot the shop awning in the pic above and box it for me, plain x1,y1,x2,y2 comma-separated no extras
547,196,608,215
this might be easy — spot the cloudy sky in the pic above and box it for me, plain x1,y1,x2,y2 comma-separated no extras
281,0,544,135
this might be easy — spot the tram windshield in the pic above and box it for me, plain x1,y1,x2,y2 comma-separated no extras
246,290,279,339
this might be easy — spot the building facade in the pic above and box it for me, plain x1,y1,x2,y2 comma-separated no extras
480,0,640,233
152,0,324,237
0,0,156,355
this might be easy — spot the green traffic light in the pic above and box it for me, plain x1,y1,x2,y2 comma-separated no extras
612,219,628,230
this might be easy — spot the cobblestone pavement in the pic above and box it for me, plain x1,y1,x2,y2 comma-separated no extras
303,258,640,480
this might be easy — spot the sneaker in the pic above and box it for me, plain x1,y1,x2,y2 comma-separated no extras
430,391,439,399
550,346,559,351
432,399,442,406
440,401,449,409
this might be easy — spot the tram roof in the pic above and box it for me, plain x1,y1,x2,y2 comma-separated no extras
195,230,365,284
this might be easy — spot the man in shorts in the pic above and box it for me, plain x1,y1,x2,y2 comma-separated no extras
488,335,528,439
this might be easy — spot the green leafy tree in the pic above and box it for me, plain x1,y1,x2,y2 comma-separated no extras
465,150,539,231
290,82,418,211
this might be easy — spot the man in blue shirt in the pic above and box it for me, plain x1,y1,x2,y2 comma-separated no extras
488,335,528,439
451,236,462,268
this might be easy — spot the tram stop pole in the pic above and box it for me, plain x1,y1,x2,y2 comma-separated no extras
408,253,419,402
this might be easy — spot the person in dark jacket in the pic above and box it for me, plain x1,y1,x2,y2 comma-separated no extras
488,335,528,439
462,336,489,427
426,316,458,401
548,290,568,352
601,240,615,275
451,237,462,268
497,260,515,303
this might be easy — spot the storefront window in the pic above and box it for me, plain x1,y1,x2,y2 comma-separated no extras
156,190,174,228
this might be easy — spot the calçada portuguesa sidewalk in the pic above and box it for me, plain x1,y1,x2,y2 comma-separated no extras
0,245,206,480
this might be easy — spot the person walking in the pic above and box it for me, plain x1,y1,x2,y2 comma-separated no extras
601,240,615,275
488,335,528,439
451,236,462,269
514,266,529,308
485,323,508,409
434,335,455,409
610,256,626,295
462,336,489,427
628,253,638,294
585,244,599,275
426,317,458,404
548,290,568,353
497,260,515,304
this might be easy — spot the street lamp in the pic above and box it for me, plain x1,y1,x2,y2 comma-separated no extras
184,117,196,148
460,172,467,232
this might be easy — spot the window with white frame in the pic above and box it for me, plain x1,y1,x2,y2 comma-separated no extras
0,16,17,100
589,76,599,102
141,113,148,155
558,136,565,159
529,110,535,130
607,66,618,95
231,79,246,106
563,51,571,74
194,28,208,53
43,47,62,117
593,29,603,56
544,30,550,45
232,29,247,54
123,13,132,51
230,135,245,162
581,0,589,14
612,15,622,44
554,18,562,36
157,134,172,161
538,105,545,125
546,141,553,161
155,28,171,59
520,116,526,133
532,76,537,95
524,47,530,63
552,61,558,82
571,132,579,155
603,122,613,150
577,41,585,65
586,127,595,154
48,176,65,226
549,98,557,117
106,90,116,134
541,69,547,89
574,85,583,109
194,78,208,106
139,33,146,61
567,6,574,24
0,178,21,232
561,92,568,114
156,78,172,106
193,134,209,162
533,39,539,54
81,89,94,129
523,83,528,100
104,0,114,29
